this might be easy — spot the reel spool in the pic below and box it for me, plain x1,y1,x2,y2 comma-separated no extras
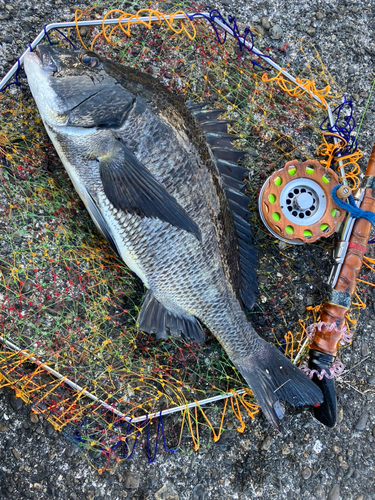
259,160,346,245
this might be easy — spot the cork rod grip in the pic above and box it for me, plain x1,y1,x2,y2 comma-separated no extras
365,143,375,177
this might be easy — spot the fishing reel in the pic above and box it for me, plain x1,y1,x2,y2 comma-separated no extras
259,160,346,245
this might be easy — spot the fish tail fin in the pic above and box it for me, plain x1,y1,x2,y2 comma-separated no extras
236,339,323,432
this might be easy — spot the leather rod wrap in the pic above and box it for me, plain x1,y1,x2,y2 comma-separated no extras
311,143,375,357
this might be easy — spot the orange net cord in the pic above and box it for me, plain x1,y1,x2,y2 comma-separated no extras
261,69,332,110
317,132,363,189
75,8,197,52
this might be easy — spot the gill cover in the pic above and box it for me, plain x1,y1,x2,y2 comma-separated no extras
25,46,135,128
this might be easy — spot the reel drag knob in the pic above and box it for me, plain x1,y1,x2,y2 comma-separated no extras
294,192,314,210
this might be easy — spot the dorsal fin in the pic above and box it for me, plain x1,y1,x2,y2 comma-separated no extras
216,159,247,181
200,121,229,134
231,206,258,310
228,198,251,220
190,106,258,310
193,109,223,122
221,174,246,193
205,132,239,148
185,101,206,112
211,147,246,163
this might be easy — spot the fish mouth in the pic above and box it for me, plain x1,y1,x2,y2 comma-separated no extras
34,45,58,73
29,44,87,75
24,46,77,124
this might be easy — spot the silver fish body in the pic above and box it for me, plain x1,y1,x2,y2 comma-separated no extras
24,46,323,430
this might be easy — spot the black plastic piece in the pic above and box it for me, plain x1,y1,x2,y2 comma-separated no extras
309,349,337,428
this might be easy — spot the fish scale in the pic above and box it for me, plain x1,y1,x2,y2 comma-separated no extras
24,45,323,431
106,97,237,319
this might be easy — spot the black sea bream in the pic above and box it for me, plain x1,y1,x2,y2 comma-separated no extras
24,46,323,430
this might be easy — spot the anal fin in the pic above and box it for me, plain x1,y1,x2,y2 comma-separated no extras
138,290,205,343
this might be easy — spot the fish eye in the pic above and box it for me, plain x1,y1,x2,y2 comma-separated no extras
80,54,99,68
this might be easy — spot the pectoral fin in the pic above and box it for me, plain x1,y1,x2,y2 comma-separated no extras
99,139,201,240
84,186,121,257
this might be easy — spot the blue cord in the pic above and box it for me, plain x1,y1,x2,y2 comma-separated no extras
44,25,77,50
159,413,178,454
331,185,375,225
0,59,21,92
187,9,272,70
320,96,356,154
43,25,52,45
146,412,178,463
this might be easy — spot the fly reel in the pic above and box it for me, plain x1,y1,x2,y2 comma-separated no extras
259,160,346,245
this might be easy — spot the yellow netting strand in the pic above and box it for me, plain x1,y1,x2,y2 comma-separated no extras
317,132,343,168
295,41,342,96
306,304,322,322
352,291,367,309
177,409,186,447
359,259,375,286
345,312,357,328
283,331,294,361
357,278,375,287
238,390,259,420
298,319,307,337
343,293,365,331
185,405,200,451
296,320,306,343
75,9,88,50
229,391,246,433
363,255,375,265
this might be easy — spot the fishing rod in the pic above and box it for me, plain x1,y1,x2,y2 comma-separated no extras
305,143,375,427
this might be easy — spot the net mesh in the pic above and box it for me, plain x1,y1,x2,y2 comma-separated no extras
0,3,373,471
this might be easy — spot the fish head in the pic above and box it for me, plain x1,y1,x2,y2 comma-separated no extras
24,45,135,130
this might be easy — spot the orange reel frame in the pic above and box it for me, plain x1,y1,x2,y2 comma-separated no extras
259,160,346,244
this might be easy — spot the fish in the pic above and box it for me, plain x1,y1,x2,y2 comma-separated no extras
24,45,323,431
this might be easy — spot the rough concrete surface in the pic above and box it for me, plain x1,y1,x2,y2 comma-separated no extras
0,0,374,499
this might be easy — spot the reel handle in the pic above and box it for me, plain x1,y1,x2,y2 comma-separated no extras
335,185,351,200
